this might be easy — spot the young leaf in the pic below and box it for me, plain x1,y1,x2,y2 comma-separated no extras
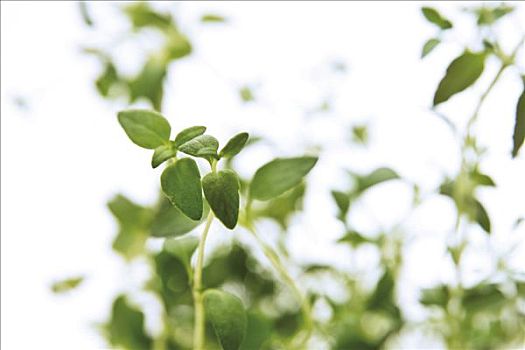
239,86,254,103
178,135,219,159
128,56,168,111
202,170,240,229
117,109,171,149
354,167,400,194
219,132,249,159
161,158,203,220
473,199,491,233
107,296,153,350
421,7,453,30
250,156,318,201
433,51,486,106
51,276,84,294
201,14,227,23
150,198,209,237
512,79,525,158
163,236,199,274
204,289,247,350
151,143,177,168
331,190,350,220
421,38,440,58
173,126,207,148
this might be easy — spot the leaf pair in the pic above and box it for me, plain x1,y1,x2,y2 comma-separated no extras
178,132,249,162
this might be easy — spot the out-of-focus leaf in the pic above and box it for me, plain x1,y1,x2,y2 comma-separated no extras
421,7,453,30
250,157,318,201
253,183,306,229
163,236,199,276
239,86,254,103
474,5,514,26
117,109,171,149
106,295,153,350
165,30,192,60
95,61,119,97
433,51,486,106
332,190,350,221
108,194,152,260
150,198,208,238
161,158,203,220
512,78,525,158
462,283,506,312
472,199,491,233
420,285,449,308
201,14,227,23
421,38,441,58
239,311,272,350
204,289,247,350
51,276,84,294
219,132,249,159
203,170,240,229
173,126,207,148
79,2,94,27
353,167,400,194
470,168,496,187
123,2,172,30
153,251,192,310
351,124,368,145
367,270,399,316
129,57,167,111
152,142,178,168
337,231,375,247
178,135,220,159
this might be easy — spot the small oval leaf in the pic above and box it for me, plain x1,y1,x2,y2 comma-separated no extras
174,126,207,148
151,143,177,168
178,135,219,159
118,109,171,149
204,289,247,350
249,156,318,201
202,170,240,229
433,51,486,106
161,158,203,220
421,38,440,58
512,79,525,158
421,7,453,30
219,132,249,159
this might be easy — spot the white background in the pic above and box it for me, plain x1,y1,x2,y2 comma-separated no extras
2,2,525,349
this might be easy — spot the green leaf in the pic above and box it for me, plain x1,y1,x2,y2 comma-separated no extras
219,132,249,159
433,51,486,106
107,295,153,350
202,170,240,229
239,86,254,103
354,167,400,194
201,14,227,23
470,168,496,187
129,56,167,111
150,198,208,237
161,158,203,220
332,190,350,221
204,289,247,350
421,38,440,58
239,312,273,350
421,7,453,30
163,236,199,275
123,2,172,30
512,80,525,158
337,231,375,247
462,283,505,312
173,126,207,148
108,194,152,260
151,143,178,168
473,199,491,233
250,156,318,201
95,61,119,97
178,135,219,159
118,109,171,149
474,5,514,26
252,183,306,229
164,30,192,60
420,285,449,308
51,276,84,294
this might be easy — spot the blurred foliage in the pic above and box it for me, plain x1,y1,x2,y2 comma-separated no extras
52,3,525,350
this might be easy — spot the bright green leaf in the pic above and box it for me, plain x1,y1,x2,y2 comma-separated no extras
354,167,400,194
239,86,254,103
107,295,153,350
433,51,486,106
117,109,171,149
201,14,227,23
421,7,453,30
178,135,219,159
512,79,525,158
163,236,199,275
337,230,375,247
219,132,249,159
250,156,318,201
123,2,172,30
150,198,208,237
151,143,177,168
421,38,440,58
161,158,203,220
204,289,247,350
164,30,192,60
474,5,514,26
51,276,84,294
174,126,207,148
202,170,240,229
129,57,167,111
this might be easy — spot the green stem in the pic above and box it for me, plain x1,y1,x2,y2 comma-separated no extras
247,225,313,349
192,211,214,350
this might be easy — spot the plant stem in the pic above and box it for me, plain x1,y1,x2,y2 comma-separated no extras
192,211,214,350
247,225,313,349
